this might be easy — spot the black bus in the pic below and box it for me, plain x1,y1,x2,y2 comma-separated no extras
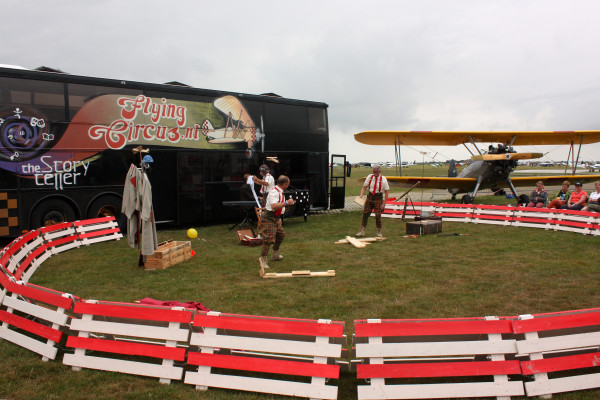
0,66,329,236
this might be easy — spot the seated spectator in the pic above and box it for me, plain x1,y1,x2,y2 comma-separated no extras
561,182,587,210
547,181,571,209
527,181,547,208
582,181,600,212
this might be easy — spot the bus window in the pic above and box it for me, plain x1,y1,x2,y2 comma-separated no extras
309,107,327,133
67,83,140,119
264,103,309,133
0,77,66,121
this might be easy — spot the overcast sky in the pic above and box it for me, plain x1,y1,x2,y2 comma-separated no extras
3,0,600,163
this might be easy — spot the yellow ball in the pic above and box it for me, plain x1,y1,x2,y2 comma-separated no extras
187,228,198,239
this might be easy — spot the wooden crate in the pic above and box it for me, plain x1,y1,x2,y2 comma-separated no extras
145,240,191,270
406,220,442,236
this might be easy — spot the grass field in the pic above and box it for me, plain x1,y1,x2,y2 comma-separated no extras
1,207,599,399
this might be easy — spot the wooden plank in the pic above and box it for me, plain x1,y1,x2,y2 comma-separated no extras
2,295,69,326
190,334,342,358
521,351,600,374
345,236,366,248
63,353,184,381
0,309,62,342
187,352,340,378
0,326,58,360
192,314,344,337
355,340,517,358
512,311,600,333
516,331,600,354
357,360,521,379
355,318,514,337
357,381,524,399
73,302,193,323
262,270,336,278
69,319,190,342
184,372,338,400
524,372,600,397
66,336,186,361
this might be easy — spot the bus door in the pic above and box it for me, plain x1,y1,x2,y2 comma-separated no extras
177,152,205,225
329,154,346,209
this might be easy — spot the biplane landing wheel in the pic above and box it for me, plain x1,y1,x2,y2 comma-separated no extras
461,194,473,204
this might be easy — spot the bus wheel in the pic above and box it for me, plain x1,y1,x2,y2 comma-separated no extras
87,196,121,219
31,199,76,229
87,196,126,232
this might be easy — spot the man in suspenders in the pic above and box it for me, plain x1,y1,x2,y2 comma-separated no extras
259,164,275,206
356,165,389,238
258,175,295,273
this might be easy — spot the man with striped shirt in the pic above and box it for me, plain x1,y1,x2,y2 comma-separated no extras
356,165,389,238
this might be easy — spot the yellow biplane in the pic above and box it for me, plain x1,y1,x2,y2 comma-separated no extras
354,130,600,203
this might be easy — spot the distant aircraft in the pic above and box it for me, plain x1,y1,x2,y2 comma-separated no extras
354,130,600,203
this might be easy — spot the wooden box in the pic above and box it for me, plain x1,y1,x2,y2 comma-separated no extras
236,228,263,247
406,220,443,236
144,240,192,270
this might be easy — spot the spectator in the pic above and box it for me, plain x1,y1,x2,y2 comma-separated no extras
561,182,587,210
582,181,600,212
527,181,547,208
547,181,571,209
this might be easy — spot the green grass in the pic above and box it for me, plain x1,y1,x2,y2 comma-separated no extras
1,211,599,399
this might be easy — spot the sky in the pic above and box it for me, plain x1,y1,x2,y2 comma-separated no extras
2,0,600,164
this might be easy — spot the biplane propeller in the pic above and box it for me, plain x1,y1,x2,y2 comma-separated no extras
354,130,600,203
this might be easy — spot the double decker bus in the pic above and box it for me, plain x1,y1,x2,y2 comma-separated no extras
0,66,329,236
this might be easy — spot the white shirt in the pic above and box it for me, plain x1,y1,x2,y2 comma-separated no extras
589,191,600,204
363,173,389,194
266,186,285,213
260,173,275,195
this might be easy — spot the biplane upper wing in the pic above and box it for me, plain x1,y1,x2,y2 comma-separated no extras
385,174,600,190
355,131,600,146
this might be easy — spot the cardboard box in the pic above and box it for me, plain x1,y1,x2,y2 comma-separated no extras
236,228,263,247
144,240,192,270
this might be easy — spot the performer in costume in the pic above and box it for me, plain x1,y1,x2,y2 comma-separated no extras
258,164,275,206
356,164,389,238
258,175,294,272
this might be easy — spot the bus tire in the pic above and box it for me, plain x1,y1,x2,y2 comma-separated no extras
87,195,126,232
30,199,77,229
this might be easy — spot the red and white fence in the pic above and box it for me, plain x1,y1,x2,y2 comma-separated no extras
383,200,600,235
515,309,600,397
0,217,599,398
64,300,193,383
185,312,345,399
354,317,524,399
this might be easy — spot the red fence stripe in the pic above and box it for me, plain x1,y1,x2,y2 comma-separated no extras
72,216,115,226
521,352,600,375
0,309,63,342
193,314,344,337
357,360,522,379
46,235,79,248
66,336,186,361
14,244,48,280
472,214,512,221
512,312,600,333
9,283,73,309
78,228,121,239
73,302,193,323
187,352,340,378
434,212,473,219
39,222,73,234
354,319,513,337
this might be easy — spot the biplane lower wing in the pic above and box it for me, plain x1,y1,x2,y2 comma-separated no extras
384,174,600,190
